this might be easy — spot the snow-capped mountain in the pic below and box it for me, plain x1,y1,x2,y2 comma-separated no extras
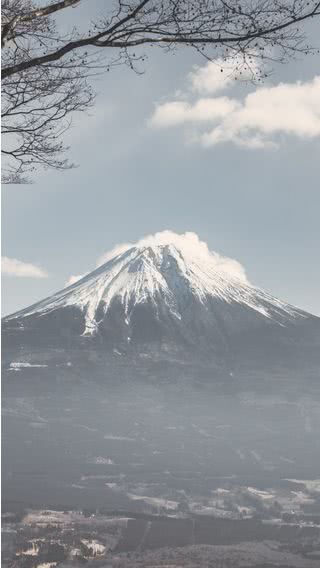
2,232,319,371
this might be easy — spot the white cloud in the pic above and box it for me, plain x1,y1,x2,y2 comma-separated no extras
2,256,48,278
64,243,134,287
136,231,248,283
65,274,87,287
66,231,248,286
202,76,320,148
150,62,320,149
189,56,259,95
96,243,133,267
150,97,239,128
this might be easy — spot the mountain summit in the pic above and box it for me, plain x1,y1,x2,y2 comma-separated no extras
2,232,319,372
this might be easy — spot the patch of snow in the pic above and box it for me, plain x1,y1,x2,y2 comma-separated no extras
105,482,120,489
113,348,122,355
246,487,275,500
290,491,314,504
127,493,179,510
286,479,320,493
279,456,295,464
91,457,114,465
237,506,254,517
9,362,48,369
22,510,74,527
81,539,106,555
189,502,237,518
213,488,231,495
17,543,39,556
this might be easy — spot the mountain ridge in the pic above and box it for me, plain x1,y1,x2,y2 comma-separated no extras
3,240,309,328
3,233,319,375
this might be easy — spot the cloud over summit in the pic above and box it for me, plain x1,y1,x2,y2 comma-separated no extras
65,231,248,286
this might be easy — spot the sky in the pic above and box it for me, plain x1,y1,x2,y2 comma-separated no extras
2,9,320,317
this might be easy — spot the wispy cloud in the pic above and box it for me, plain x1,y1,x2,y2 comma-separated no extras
132,231,248,283
202,77,320,149
150,97,239,128
189,56,259,95
65,273,87,287
2,256,48,278
64,243,133,287
97,243,133,266
149,57,320,150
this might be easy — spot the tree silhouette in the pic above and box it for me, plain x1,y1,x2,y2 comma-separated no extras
2,0,320,182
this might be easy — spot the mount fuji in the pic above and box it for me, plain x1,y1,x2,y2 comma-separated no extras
3,233,320,539
2,231,320,375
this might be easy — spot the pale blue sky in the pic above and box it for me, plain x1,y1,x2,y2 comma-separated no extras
2,20,320,316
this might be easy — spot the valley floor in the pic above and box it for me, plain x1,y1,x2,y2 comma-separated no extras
2,359,320,567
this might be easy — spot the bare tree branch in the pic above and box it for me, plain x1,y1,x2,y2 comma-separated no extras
2,0,320,183
1,0,80,47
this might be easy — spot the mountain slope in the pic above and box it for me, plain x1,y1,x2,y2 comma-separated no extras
2,233,320,373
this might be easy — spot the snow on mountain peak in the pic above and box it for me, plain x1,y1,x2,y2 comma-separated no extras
6,231,303,337
97,231,248,284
